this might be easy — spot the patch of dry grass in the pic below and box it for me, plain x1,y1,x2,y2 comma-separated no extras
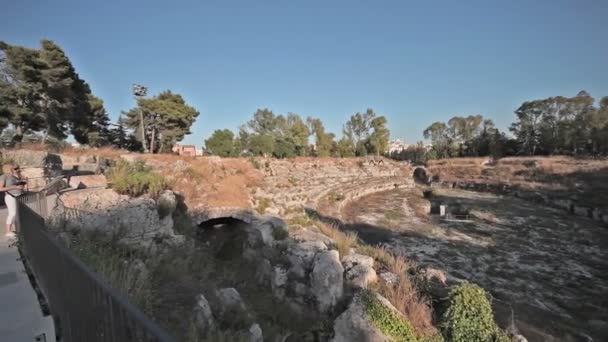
311,222,436,337
316,221,358,257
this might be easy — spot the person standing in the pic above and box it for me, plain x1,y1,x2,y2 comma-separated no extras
0,163,26,238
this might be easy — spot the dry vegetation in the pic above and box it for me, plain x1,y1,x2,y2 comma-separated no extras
311,219,437,337
427,156,608,207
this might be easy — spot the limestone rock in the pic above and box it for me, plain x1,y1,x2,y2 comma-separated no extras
247,323,263,342
291,227,335,246
157,190,177,218
379,272,398,285
513,334,528,342
345,264,378,289
68,174,107,189
311,250,344,313
342,252,374,270
421,267,448,285
343,252,377,289
216,287,246,312
48,189,178,246
332,293,391,342
287,240,327,278
271,267,288,299
194,294,216,335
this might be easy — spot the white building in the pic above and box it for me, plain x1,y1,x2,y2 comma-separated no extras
388,139,409,153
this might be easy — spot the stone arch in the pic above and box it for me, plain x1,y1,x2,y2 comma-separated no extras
413,167,431,185
193,207,288,248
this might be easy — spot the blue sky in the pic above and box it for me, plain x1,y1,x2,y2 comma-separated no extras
2,0,607,146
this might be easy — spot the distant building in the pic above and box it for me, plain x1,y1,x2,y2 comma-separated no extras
172,144,198,157
388,139,409,153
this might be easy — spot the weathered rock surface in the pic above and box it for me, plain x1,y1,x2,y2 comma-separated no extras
194,294,216,335
343,252,377,289
332,293,391,342
379,272,398,285
287,240,327,278
157,189,177,217
311,250,344,313
216,287,248,318
48,189,178,246
247,323,263,342
68,174,107,189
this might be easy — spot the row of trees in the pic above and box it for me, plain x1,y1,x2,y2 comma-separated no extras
0,40,200,153
413,91,608,161
205,108,390,158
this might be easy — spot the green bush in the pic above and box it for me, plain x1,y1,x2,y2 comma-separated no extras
108,159,170,198
362,290,419,341
442,282,509,342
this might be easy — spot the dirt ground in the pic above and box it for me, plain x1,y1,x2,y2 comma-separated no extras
344,188,608,342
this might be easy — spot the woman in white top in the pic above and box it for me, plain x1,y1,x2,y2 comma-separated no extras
0,163,26,238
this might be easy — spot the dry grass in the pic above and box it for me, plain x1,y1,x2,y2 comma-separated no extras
312,222,436,337
316,221,358,257
153,156,263,208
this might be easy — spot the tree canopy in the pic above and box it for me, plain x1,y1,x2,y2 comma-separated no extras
0,40,112,144
123,90,199,153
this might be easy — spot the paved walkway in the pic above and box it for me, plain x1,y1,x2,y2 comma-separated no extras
0,208,55,342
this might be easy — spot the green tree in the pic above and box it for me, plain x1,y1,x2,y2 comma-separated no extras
336,137,355,157
123,90,199,153
510,100,544,155
344,108,376,156
205,129,235,157
424,121,452,158
307,117,335,157
367,116,390,155
248,108,277,135
249,134,275,156
0,41,47,141
0,40,110,144
447,115,483,156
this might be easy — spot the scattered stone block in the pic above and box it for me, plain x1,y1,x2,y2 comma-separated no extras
68,174,107,189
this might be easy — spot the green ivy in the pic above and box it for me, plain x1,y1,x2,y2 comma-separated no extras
362,291,419,342
442,282,510,342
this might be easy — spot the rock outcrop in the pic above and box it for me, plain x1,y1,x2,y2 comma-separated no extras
48,188,180,246
194,294,216,335
332,292,392,342
342,252,377,289
311,250,344,313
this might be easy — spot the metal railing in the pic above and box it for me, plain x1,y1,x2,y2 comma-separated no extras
17,196,176,342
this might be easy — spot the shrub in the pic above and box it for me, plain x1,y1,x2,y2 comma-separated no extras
442,282,508,342
362,290,419,341
108,159,170,198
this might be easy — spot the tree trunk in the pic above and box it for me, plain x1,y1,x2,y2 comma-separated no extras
139,108,148,153
150,128,156,154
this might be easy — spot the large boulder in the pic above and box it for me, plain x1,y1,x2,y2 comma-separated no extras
157,190,177,218
332,293,392,342
287,240,328,278
311,250,344,313
48,189,178,246
342,252,377,289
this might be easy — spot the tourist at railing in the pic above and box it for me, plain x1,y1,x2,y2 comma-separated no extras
0,163,27,238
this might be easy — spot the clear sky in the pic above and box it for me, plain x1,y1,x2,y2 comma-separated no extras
2,0,607,146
